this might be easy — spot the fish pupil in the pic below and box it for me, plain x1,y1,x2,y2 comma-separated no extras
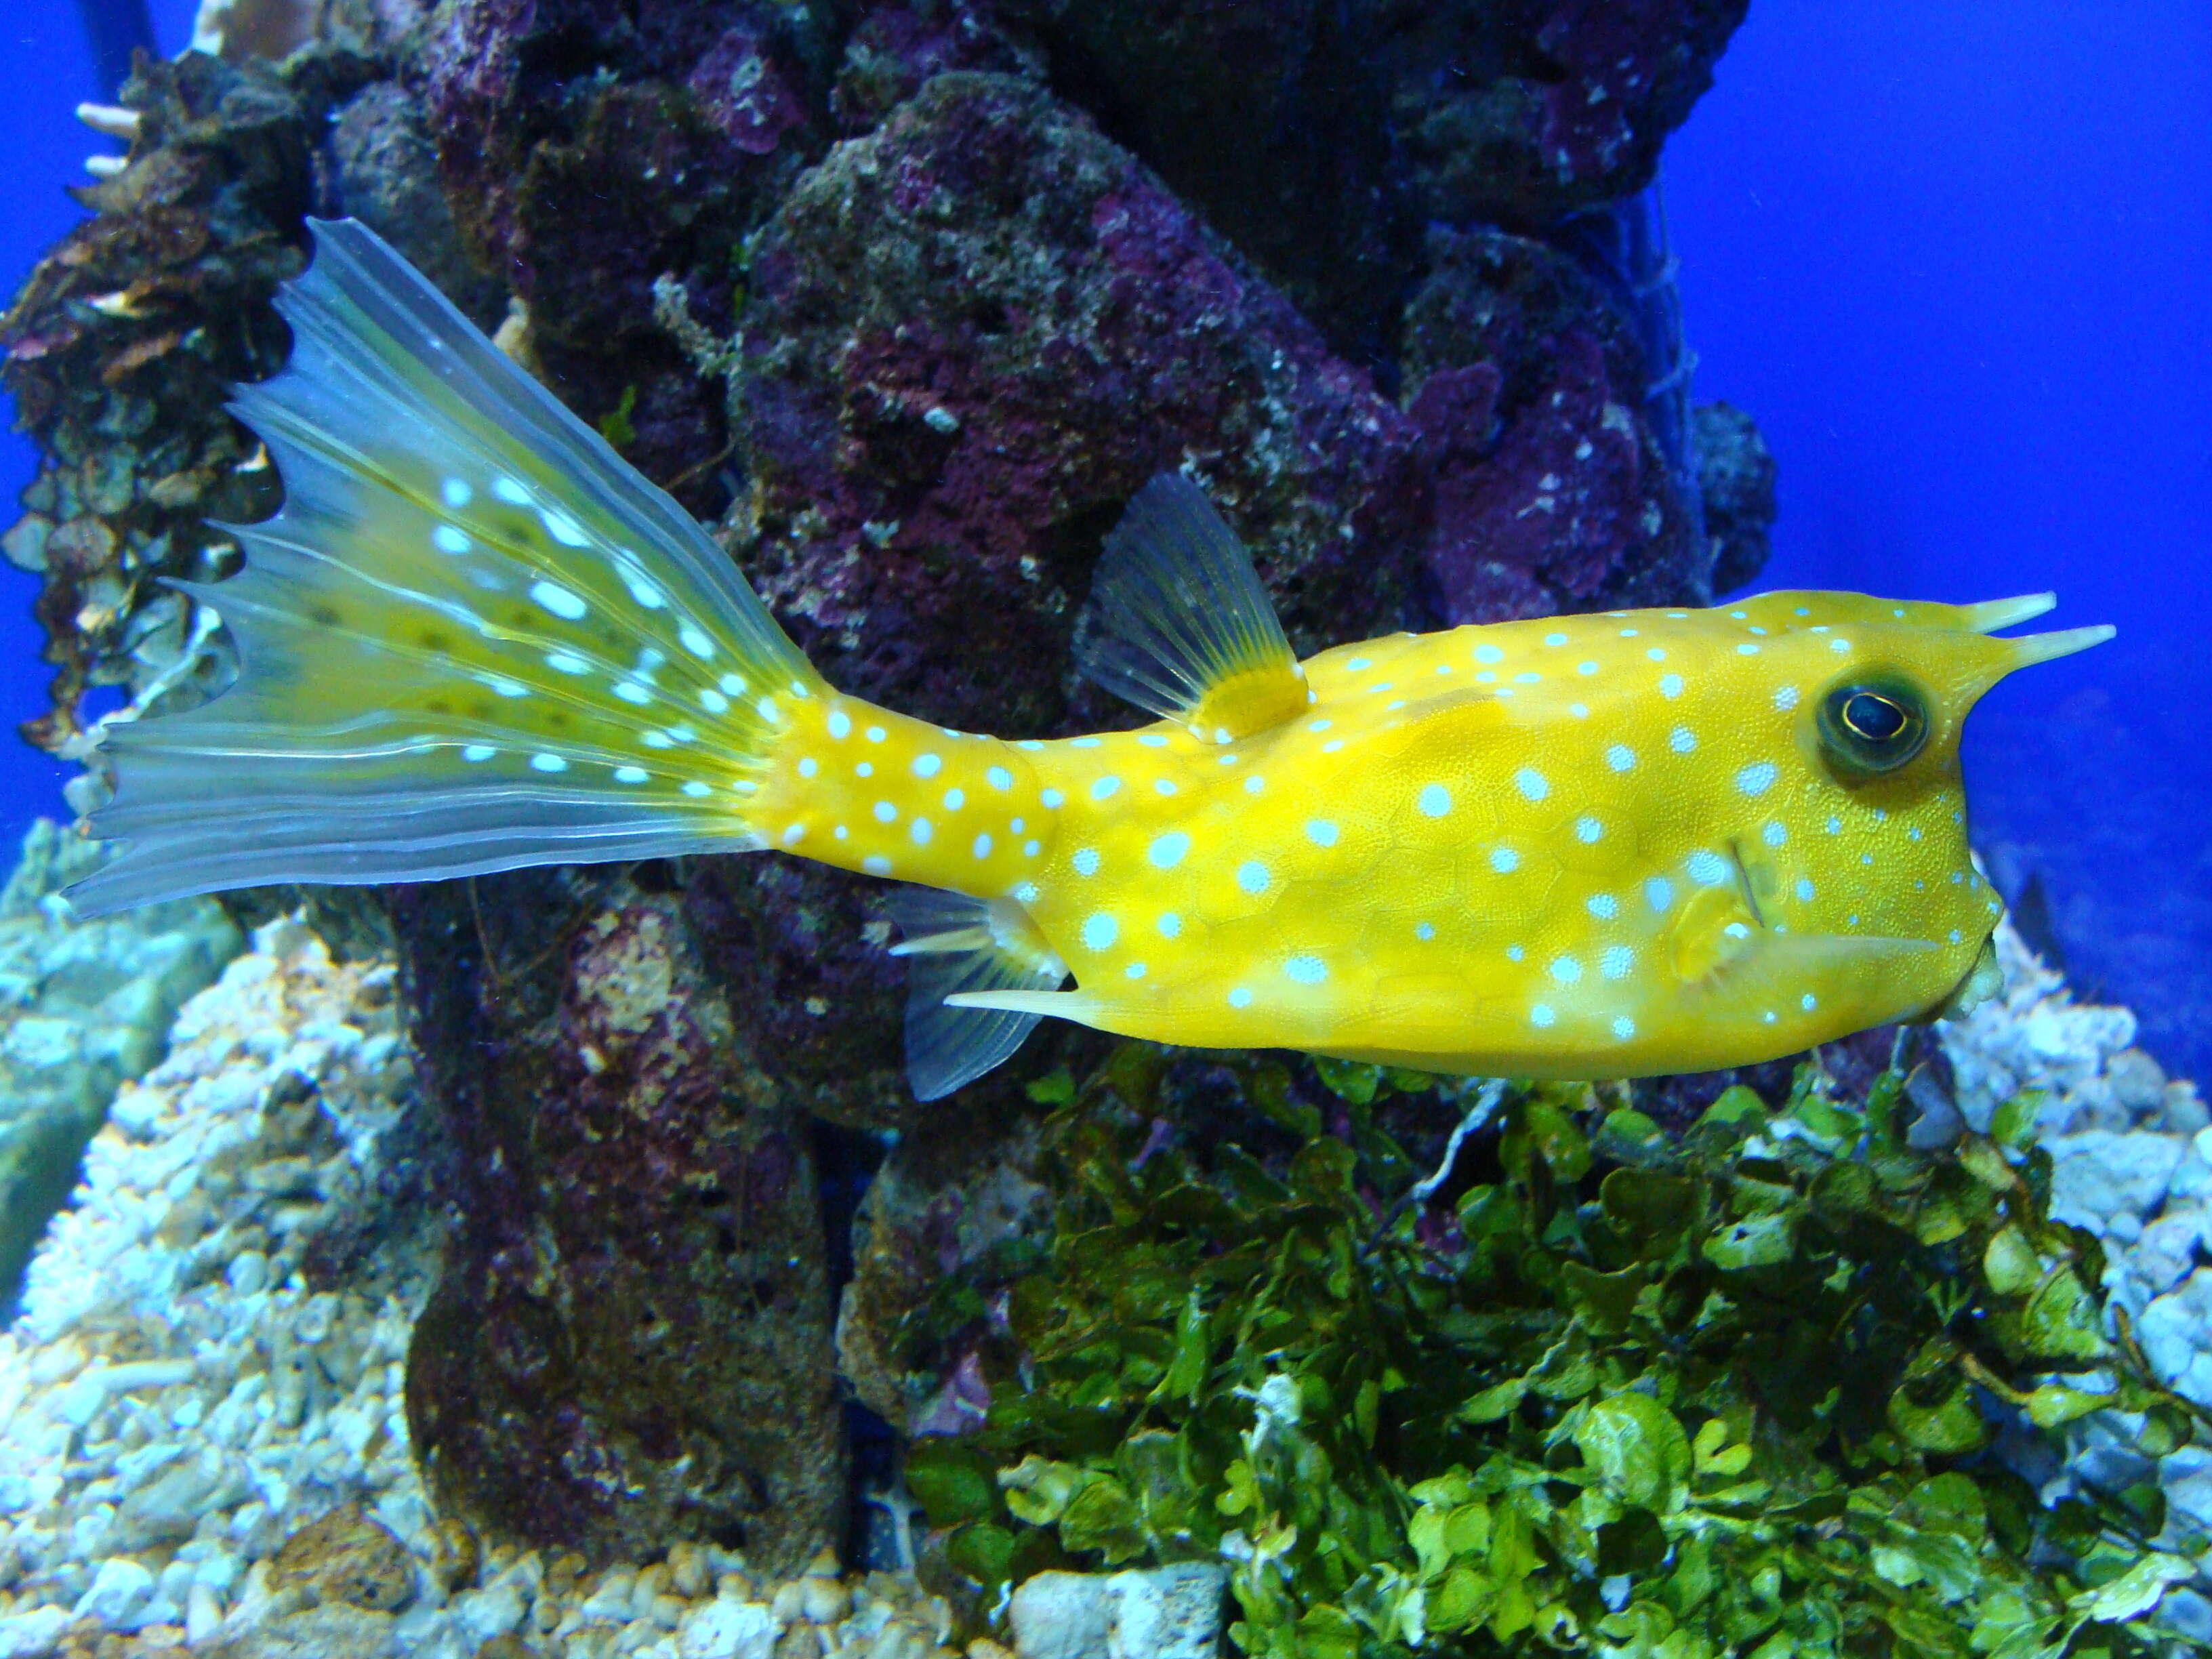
1842,691,1906,741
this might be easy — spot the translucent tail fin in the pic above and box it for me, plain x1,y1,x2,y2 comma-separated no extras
69,219,819,916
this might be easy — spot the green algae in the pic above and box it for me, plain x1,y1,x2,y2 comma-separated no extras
907,1048,2206,1655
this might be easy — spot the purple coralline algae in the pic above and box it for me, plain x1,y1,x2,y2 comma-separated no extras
395,872,846,1570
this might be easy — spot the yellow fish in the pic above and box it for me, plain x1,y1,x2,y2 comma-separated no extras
70,222,2112,1098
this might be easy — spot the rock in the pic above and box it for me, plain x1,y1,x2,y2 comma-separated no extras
325,81,504,328
75,1556,155,1627
396,878,846,1572
675,1599,781,1659
0,820,241,1315
0,1607,72,1659
447,1579,526,1648
417,0,823,512
1378,0,1750,227
1008,1563,1228,1659
1401,225,1712,621
1694,401,1778,594
268,1503,415,1612
2045,1131,2186,1227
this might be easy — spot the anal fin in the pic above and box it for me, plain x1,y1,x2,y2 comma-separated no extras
884,888,1070,1100
1074,473,1309,743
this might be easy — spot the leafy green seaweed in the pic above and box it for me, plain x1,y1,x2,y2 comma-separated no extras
906,1047,2207,1656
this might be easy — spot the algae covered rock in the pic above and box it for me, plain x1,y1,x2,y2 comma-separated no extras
395,872,846,1573
0,821,241,1315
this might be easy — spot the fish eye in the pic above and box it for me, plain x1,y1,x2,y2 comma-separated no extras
1816,677,1929,778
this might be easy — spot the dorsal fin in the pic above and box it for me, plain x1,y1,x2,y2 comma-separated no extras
883,888,1069,1099
1074,474,1311,743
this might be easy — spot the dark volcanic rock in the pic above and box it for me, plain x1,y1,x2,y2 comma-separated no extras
1010,0,1418,366
1401,226,1711,621
1695,398,1779,594
735,71,1432,741
396,870,845,1572
1379,0,1750,228
417,0,829,510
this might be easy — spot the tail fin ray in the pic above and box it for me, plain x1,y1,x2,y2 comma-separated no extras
70,219,815,915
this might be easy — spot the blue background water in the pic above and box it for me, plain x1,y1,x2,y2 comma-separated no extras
2,1,2206,1075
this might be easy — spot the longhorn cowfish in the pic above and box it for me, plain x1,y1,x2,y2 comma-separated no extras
68,220,2113,1099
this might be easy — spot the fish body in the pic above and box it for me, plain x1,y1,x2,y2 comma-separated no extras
69,222,2112,1098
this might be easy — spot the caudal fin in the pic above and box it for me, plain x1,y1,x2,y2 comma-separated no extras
70,219,819,915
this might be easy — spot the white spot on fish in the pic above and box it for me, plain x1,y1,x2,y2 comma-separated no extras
1244,775,1265,794
1024,840,1040,857
910,817,933,845
1416,922,1435,941
914,753,942,778
1040,788,1063,808
545,651,590,675
1237,861,1269,894
865,725,886,743
1826,817,1843,835
1070,737,1101,749
1724,922,1752,940
1736,762,1778,796
1830,638,1852,653
539,508,590,547
1763,822,1787,847
678,624,714,658
1587,893,1617,919
1551,956,1582,984
720,673,747,697
1507,945,1524,962
969,832,992,859
1570,703,1589,718
1578,661,1599,676
1475,643,1504,664
1543,633,1568,647
1090,776,1122,801
756,698,779,722
1659,673,1683,698
1646,647,1667,663
863,855,892,876
1669,726,1696,753
1490,846,1519,874
530,752,567,773
1073,848,1101,876
1139,733,1168,747
874,801,897,823
626,577,663,609
1796,877,1816,901
462,745,495,762
1308,718,1332,733
856,762,874,778
1601,945,1633,979
683,781,712,798
1514,768,1549,801
943,787,964,809
1801,993,1818,1012
1154,778,1178,795
1606,745,1636,772
1305,819,1338,847
1575,815,1603,843
1418,783,1451,817
987,766,1013,791
1347,657,1371,670
1774,684,1800,710
441,477,472,508
827,710,851,739
1126,962,1147,979
1612,1016,1635,1040
642,731,673,749
1082,913,1117,950
1284,955,1328,984
1645,877,1673,912
615,682,650,705
699,689,729,714
783,823,805,846
1736,642,1761,655
1530,1004,1556,1028
615,765,649,783
1686,851,1729,885
1158,912,1182,937
1149,832,1191,869
432,524,470,555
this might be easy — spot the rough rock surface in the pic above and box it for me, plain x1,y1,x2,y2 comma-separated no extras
1378,0,1752,230
0,823,239,1317
0,903,966,1656
393,872,846,1574
1006,1562,1227,1659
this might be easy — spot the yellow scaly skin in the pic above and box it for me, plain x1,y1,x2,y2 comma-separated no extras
758,590,2077,1078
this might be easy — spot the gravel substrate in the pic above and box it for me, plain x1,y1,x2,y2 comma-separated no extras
0,916,966,1659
